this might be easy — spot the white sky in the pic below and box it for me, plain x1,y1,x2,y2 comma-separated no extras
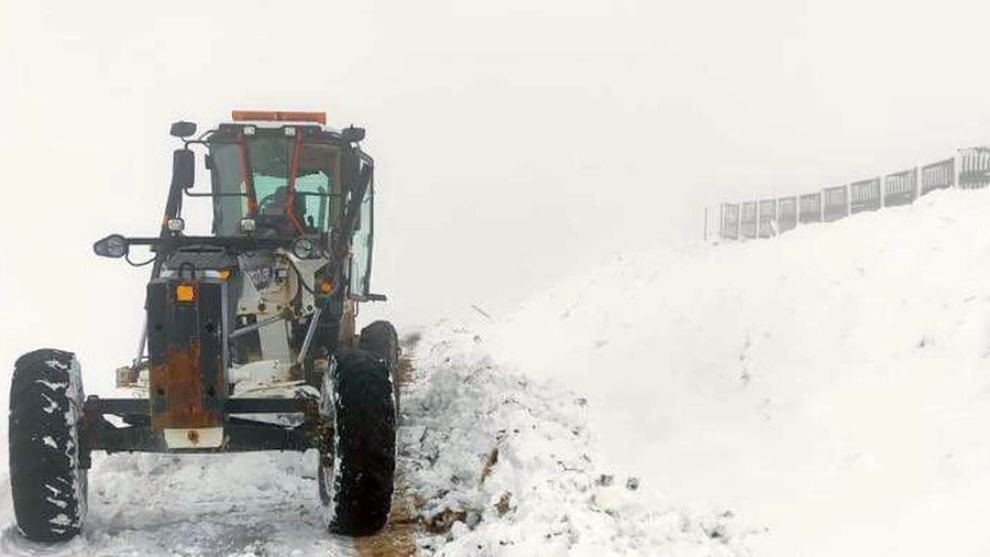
2,0,989,391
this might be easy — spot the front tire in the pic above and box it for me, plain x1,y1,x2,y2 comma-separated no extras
9,349,88,542
358,320,401,415
319,348,396,536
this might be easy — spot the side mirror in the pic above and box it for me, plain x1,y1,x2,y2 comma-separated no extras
93,234,128,258
170,121,197,138
342,126,365,143
172,149,195,191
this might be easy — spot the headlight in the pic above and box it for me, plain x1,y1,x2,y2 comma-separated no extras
93,234,128,258
166,218,185,232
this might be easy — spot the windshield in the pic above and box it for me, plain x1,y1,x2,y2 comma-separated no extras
209,134,339,236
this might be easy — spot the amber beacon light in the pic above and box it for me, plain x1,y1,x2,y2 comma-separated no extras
175,284,197,303
231,110,327,125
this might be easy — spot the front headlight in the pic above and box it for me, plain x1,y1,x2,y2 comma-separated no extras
166,218,185,233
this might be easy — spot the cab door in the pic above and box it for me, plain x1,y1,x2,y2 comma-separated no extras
349,156,374,300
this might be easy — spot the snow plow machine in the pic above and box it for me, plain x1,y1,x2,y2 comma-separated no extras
8,111,399,541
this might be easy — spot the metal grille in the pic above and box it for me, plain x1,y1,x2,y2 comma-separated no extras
958,148,990,190
777,196,797,232
849,177,882,214
799,192,822,224
884,168,917,207
740,201,758,239
720,203,739,240
823,186,849,222
758,199,777,238
921,158,954,195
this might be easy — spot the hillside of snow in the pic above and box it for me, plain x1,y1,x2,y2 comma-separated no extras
483,188,990,556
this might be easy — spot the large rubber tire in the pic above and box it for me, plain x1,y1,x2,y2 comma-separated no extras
318,348,396,536
9,349,87,542
358,320,401,416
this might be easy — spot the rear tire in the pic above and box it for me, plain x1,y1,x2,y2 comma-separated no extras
9,349,87,543
358,320,401,415
318,348,397,536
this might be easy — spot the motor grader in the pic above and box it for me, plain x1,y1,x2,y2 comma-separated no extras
8,111,399,541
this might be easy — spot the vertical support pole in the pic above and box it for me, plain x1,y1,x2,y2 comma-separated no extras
704,205,709,242
953,152,959,188
735,204,740,238
134,319,148,367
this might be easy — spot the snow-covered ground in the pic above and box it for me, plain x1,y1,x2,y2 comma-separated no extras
0,336,749,556
485,188,990,556
403,325,754,556
0,450,354,556
3,187,989,556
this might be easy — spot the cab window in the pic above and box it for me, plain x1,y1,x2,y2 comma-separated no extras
209,135,339,236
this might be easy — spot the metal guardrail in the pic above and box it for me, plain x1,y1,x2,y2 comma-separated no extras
922,158,954,195
884,168,917,207
758,199,777,238
720,203,739,240
798,193,822,224
778,196,797,233
850,177,881,214
740,201,758,239
959,147,990,190
823,186,849,222
712,145,988,241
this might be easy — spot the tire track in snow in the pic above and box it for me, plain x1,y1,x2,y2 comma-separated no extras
1,451,357,556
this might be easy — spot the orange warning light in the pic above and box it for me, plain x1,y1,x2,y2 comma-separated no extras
175,284,196,303
231,110,326,125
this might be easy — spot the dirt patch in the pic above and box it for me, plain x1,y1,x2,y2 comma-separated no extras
395,351,415,386
354,467,417,556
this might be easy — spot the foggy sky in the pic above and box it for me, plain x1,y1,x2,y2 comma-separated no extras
2,0,989,393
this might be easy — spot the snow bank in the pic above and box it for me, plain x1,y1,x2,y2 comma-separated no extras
401,323,756,556
0,323,754,557
484,188,990,556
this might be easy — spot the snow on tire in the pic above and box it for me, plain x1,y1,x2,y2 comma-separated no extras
318,348,396,536
8,349,88,542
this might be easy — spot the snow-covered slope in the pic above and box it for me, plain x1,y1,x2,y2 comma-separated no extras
402,324,754,555
484,188,990,556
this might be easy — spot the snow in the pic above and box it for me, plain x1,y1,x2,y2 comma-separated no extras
402,324,755,555
0,326,751,556
484,188,990,556
2,187,989,555
0,451,354,556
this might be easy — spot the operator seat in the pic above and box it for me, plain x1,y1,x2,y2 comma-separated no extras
257,187,309,236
